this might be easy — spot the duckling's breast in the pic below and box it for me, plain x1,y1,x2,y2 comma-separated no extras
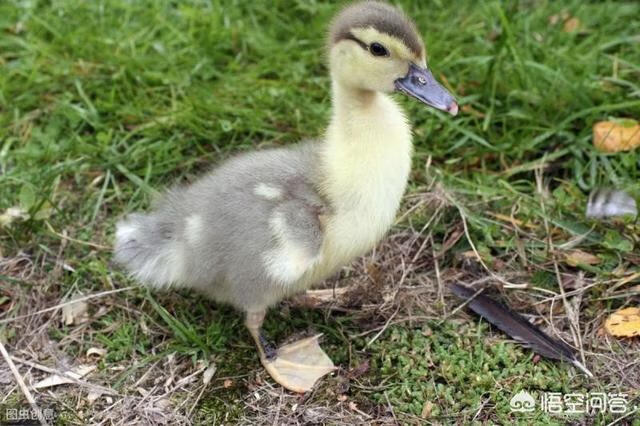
300,93,413,286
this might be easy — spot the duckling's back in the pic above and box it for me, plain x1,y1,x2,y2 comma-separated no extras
114,142,326,311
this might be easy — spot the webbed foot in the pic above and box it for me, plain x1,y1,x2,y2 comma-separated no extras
260,334,335,393
246,311,335,393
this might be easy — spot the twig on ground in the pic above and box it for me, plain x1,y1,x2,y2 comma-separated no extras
430,235,445,313
365,306,399,348
0,342,50,426
0,287,135,324
45,221,110,250
605,407,639,426
456,204,527,289
384,391,398,424
437,286,484,326
9,355,120,396
535,166,591,378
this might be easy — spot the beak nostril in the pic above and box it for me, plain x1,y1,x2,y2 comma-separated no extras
395,63,457,116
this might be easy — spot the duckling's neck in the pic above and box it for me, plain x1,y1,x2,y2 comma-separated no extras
320,81,413,259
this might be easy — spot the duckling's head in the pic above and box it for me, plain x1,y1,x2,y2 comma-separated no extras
329,1,457,115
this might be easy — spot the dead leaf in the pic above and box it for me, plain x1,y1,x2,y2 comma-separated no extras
87,390,103,404
62,297,89,325
32,365,96,390
155,398,171,410
421,401,434,419
593,120,640,153
549,11,569,26
8,22,25,35
563,17,581,33
223,379,233,388
86,347,106,358
0,207,29,227
203,364,216,385
461,250,477,259
564,250,601,267
604,307,640,338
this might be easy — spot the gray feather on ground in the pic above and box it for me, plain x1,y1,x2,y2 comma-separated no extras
586,188,637,219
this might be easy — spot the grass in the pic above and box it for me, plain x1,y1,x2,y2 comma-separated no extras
1,0,639,424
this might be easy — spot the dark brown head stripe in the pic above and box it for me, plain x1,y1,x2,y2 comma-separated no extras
330,1,424,57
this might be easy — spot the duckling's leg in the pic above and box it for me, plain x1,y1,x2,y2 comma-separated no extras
245,310,336,393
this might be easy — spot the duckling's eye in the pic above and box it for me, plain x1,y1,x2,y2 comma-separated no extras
369,42,389,57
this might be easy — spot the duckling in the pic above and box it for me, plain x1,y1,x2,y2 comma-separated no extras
114,0,457,393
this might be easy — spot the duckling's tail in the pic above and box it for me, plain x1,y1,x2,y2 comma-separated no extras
114,212,186,289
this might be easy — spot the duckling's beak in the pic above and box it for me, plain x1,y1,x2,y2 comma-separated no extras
395,63,458,116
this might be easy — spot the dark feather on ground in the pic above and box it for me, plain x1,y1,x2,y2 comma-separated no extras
450,283,593,377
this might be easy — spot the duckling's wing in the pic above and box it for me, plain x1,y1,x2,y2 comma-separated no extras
261,191,327,286
218,142,328,288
